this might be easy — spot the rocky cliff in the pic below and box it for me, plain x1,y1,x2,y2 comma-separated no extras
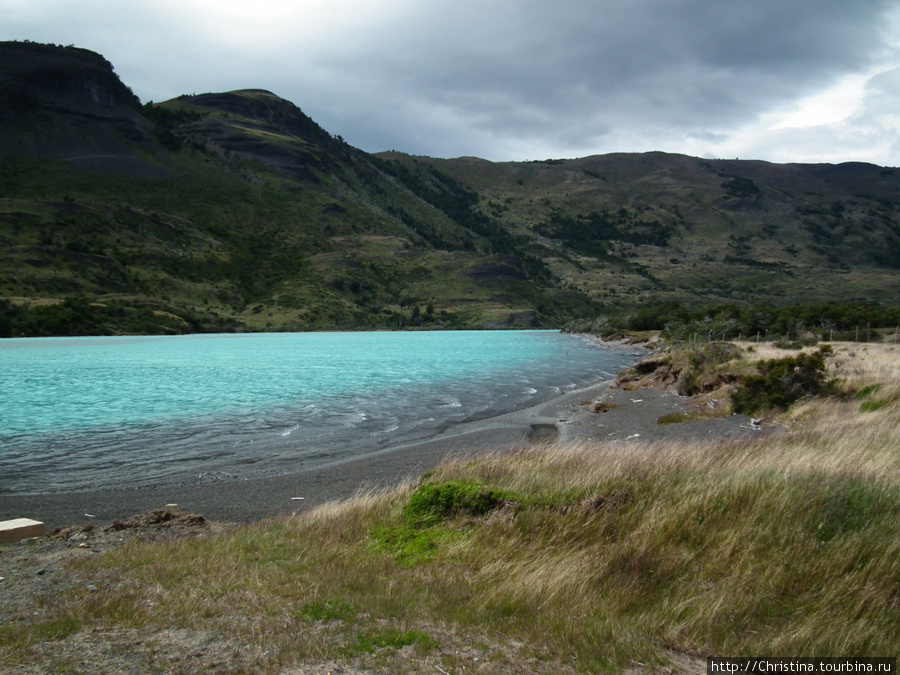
0,42,155,172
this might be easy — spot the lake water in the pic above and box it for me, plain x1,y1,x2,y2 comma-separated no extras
0,331,635,495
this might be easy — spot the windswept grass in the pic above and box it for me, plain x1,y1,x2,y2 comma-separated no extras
3,344,899,673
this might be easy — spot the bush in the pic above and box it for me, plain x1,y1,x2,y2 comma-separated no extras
676,342,743,396
732,348,835,415
689,342,743,368
403,481,519,527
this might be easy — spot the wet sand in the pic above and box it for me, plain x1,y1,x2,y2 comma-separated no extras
0,378,773,529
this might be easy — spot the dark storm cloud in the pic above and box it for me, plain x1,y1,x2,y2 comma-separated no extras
4,0,899,162
312,0,895,158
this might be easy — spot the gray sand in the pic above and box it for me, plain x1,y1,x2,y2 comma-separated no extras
0,379,772,529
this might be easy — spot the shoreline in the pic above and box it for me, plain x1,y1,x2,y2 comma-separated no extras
0,378,621,529
1,338,771,530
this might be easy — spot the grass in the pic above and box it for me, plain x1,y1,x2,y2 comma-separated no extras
343,629,440,656
3,344,899,672
656,411,706,424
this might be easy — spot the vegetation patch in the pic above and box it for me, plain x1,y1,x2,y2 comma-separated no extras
656,411,706,425
675,342,744,396
369,524,455,566
33,616,81,642
369,480,524,565
731,346,836,415
774,338,819,349
807,477,900,542
299,598,357,623
0,296,242,337
403,480,521,527
343,629,439,656
856,383,891,412
860,398,889,412
627,341,846,419
568,300,900,343
856,383,883,399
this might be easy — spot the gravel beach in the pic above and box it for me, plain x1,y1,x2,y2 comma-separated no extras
1,369,771,674
0,376,772,530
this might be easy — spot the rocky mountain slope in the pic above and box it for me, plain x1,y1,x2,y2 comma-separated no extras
1,41,898,336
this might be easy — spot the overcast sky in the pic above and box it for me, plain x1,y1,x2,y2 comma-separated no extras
4,0,900,165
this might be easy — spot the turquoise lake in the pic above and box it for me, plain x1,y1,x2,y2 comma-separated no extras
0,331,636,494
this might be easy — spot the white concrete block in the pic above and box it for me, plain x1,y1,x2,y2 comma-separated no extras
0,518,45,544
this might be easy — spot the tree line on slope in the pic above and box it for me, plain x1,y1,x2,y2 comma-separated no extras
567,300,900,343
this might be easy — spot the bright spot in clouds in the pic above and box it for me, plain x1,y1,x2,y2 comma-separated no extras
767,76,869,130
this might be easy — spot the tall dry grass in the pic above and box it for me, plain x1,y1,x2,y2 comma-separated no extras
3,344,899,673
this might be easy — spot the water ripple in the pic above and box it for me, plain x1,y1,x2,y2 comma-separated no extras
0,331,636,494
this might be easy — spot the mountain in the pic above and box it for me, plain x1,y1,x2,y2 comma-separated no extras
1,41,898,336
379,153,900,310
0,41,151,172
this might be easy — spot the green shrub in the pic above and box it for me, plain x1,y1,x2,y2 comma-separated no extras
657,412,706,425
33,616,81,641
732,348,835,415
856,384,889,410
403,481,519,527
774,340,804,349
689,342,743,368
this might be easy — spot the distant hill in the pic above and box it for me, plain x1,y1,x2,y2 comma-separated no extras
378,152,900,310
1,41,898,336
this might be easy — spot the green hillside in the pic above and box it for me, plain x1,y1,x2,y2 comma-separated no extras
0,44,594,335
379,153,900,309
1,41,898,336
